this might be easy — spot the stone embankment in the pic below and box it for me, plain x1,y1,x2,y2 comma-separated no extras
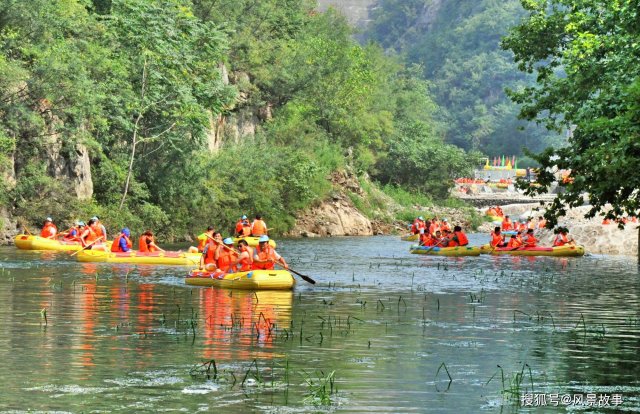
478,203,638,256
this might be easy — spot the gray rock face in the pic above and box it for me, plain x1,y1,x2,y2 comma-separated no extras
316,0,377,28
288,195,374,237
43,135,93,200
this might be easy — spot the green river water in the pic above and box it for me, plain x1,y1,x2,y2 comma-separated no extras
0,235,639,413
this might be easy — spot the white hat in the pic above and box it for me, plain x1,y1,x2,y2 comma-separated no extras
45,217,53,222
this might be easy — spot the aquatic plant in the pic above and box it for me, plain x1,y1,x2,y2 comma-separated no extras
486,364,535,404
301,369,336,406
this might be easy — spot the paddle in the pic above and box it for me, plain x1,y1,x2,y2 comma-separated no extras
423,238,445,253
70,236,103,256
276,263,316,285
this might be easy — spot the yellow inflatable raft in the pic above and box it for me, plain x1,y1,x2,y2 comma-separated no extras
479,244,585,257
400,234,419,242
13,234,112,251
409,245,482,256
233,236,277,248
186,269,295,290
77,249,201,265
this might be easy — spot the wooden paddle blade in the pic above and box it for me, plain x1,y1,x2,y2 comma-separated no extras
289,268,316,284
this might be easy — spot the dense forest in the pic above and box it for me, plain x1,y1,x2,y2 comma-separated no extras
365,0,564,158
0,0,482,238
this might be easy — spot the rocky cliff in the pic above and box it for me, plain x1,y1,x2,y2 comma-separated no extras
286,170,374,237
316,0,377,28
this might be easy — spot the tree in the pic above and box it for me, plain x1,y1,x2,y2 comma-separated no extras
502,0,640,226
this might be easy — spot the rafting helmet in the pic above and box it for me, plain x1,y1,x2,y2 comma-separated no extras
259,235,270,243
418,216,424,220
241,215,247,219
45,217,53,222
223,237,233,245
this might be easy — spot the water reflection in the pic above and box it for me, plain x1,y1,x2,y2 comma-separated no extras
0,237,639,412
198,289,293,360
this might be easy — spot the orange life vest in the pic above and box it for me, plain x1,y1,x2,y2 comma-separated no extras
441,223,452,233
203,242,216,265
235,221,243,235
217,249,238,273
81,226,100,247
490,232,504,247
501,219,513,231
197,232,212,252
238,248,253,271
241,225,251,236
139,235,156,253
111,234,132,252
538,219,547,229
553,234,569,247
507,238,521,248
420,233,434,246
41,223,57,238
251,219,267,236
253,244,276,270
452,231,469,246
523,234,537,247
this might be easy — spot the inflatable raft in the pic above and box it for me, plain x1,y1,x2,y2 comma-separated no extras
232,236,277,248
77,249,201,265
479,244,585,257
409,245,481,256
13,234,111,251
400,234,419,242
186,269,295,290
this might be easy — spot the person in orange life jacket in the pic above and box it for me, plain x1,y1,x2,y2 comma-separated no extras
253,235,288,270
40,217,57,239
526,217,535,230
139,230,164,253
449,225,469,246
251,214,268,237
234,239,254,271
537,216,547,229
200,232,222,271
553,229,575,246
490,227,506,248
416,217,427,234
419,231,435,247
440,218,452,233
111,228,133,252
506,234,522,248
429,218,440,236
63,221,84,241
523,229,538,247
215,238,239,273
80,218,107,250
190,226,214,253
91,216,108,241
239,218,252,236
517,220,528,232
501,216,513,231
235,215,249,236
515,230,525,246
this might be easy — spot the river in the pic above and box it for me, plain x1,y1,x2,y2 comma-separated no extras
0,235,638,412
